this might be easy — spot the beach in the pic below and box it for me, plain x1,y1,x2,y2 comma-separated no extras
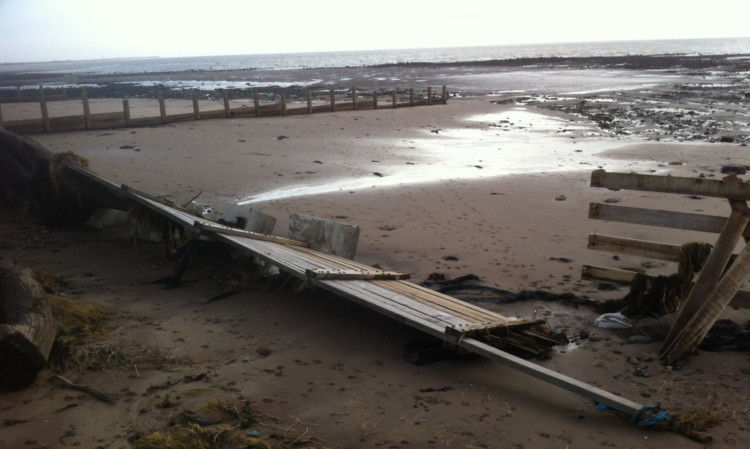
1,57,749,448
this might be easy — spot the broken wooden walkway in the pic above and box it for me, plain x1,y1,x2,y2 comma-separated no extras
0,129,646,421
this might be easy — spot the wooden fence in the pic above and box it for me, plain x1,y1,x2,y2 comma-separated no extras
0,85,448,135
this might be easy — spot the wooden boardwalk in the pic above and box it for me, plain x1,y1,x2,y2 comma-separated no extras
0,129,647,424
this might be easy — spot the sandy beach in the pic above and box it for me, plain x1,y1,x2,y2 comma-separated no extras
1,59,749,448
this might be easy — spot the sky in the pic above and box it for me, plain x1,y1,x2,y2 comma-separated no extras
1,0,749,63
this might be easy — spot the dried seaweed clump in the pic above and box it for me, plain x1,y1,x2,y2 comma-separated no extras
135,399,271,449
48,151,90,196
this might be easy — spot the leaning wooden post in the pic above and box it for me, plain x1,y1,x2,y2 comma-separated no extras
427,87,432,105
81,87,92,129
409,88,414,106
330,89,336,111
158,96,167,123
442,85,447,103
222,90,230,118
392,90,397,108
663,235,750,362
192,91,200,120
372,90,378,109
122,99,131,126
253,88,260,117
280,93,287,116
661,198,750,357
352,87,357,110
39,86,50,132
306,90,312,113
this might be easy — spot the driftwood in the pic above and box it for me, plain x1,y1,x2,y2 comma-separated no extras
0,266,57,390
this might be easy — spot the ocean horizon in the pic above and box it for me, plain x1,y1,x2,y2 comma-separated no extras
2,36,749,75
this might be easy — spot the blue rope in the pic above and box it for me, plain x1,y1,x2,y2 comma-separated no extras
631,403,671,427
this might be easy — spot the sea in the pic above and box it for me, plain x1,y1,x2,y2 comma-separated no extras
2,37,749,76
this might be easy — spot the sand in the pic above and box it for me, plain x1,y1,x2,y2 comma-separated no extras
1,73,749,447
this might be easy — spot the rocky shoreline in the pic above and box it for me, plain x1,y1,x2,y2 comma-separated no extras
2,53,748,103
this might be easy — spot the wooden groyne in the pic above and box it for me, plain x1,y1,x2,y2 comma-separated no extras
0,85,448,135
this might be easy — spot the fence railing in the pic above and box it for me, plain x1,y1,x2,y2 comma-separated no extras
0,85,448,134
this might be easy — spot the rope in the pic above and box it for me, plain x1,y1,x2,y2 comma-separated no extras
630,403,671,428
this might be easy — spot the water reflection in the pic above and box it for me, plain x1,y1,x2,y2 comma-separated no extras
238,108,649,205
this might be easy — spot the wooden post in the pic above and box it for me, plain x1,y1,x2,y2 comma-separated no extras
39,86,50,132
330,89,336,112
16,86,22,102
306,90,312,113
392,90,397,108
427,87,432,105
61,88,67,100
352,87,357,110
82,87,92,129
222,90,230,118
373,90,378,109
0,103,4,126
661,199,750,357
158,96,166,123
253,88,260,117
192,91,200,120
123,99,130,126
280,93,287,116
409,88,414,106
442,85,447,103
663,236,750,362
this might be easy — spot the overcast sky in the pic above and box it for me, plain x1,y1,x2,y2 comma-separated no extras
1,0,749,63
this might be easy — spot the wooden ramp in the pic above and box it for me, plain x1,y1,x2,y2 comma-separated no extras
0,129,647,423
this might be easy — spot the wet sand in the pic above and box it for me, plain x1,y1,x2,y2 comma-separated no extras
1,60,750,448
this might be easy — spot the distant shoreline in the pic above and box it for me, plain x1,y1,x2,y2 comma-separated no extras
1,53,748,102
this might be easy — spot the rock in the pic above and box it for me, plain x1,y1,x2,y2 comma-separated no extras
443,255,460,261
634,365,649,377
632,317,670,341
626,355,640,365
555,195,567,201
721,164,746,174
627,335,653,344
604,198,621,203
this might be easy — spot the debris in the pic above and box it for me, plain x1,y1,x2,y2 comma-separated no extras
594,312,633,329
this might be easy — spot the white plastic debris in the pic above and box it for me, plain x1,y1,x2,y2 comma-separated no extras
594,312,633,329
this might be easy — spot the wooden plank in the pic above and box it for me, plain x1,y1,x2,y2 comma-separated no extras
581,264,640,283
330,89,335,111
588,234,683,261
375,280,505,323
581,264,750,308
123,99,131,126
222,90,230,118
192,92,200,119
305,269,410,280
372,90,378,109
39,87,50,132
352,87,357,110
194,221,309,247
158,97,166,123
589,202,727,233
253,89,260,116
82,88,91,129
662,199,750,352
459,339,642,416
591,169,750,200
